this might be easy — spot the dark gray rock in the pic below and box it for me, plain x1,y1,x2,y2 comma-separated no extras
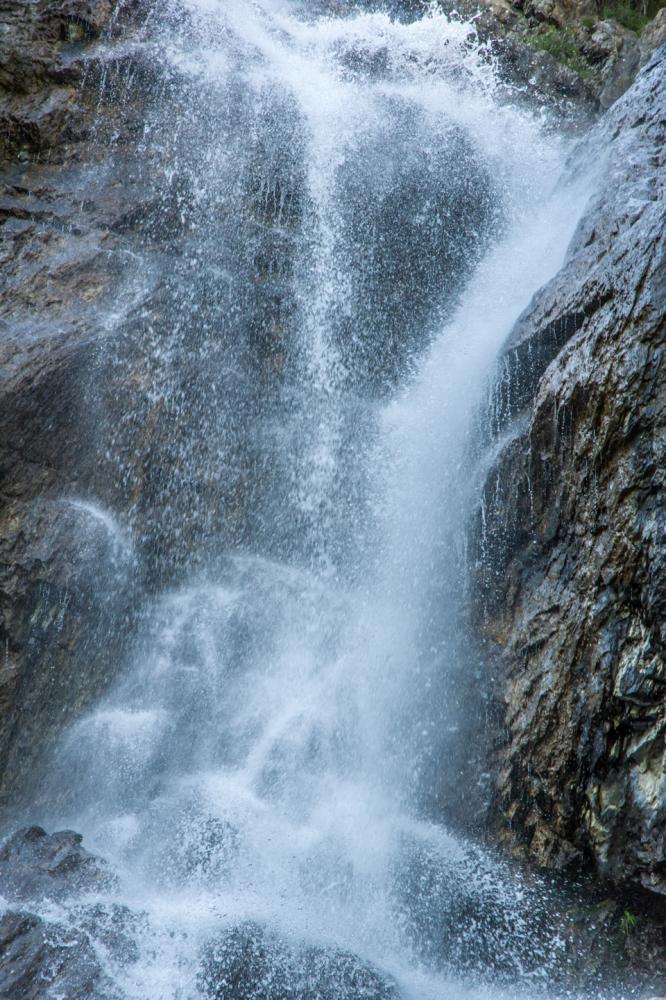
198,922,401,1000
0,0,137,813
0,826,115,902
439,0,666,115
472,45,666,900
596,21,640,110
0,828,144,997
0,0,189,814
0,910,119,999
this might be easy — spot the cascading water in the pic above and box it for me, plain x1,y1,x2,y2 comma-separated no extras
8,1,604,997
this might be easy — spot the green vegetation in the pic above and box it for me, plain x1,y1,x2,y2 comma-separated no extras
527,27,595,78
619,909,638,937
603,2,650,33
602,0,666,33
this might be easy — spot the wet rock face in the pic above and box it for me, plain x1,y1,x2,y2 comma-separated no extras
0,0,151,815
198,921,401,1000
443,0,666,117
473,48,666,897
0,827,137,1000
333,106,499,394
0,825,115,901
0,0,503,810
0,911,117,1000
0,0,253,813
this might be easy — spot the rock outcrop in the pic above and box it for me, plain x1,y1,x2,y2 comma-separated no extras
0,0,507,816
0,827,140,999
2,4,665,995
0,825,115,900
198,921,401,1000
0,0,257,813
0,911,118,1000
473,44,666,903
442,0,666,114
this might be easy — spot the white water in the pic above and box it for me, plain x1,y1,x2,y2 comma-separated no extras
24,2,601,997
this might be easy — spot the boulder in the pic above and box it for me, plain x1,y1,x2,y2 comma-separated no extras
0,910,118,1000
0,827,142,997
0,825,115,902
198,921,401,1000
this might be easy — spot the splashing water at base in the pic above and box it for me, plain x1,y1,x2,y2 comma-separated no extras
19,2,603,998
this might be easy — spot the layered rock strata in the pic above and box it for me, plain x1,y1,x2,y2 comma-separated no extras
474,45,666,903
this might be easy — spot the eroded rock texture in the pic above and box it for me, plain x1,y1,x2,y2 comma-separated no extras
0,827,138,999
0,0,264,813
0,0,152,815
474,46,666,899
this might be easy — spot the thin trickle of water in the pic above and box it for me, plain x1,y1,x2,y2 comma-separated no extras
17,2,601,997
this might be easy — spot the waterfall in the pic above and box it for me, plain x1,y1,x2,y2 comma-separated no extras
17,1,599,997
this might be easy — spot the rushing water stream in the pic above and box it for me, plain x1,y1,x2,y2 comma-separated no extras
13,1,604,997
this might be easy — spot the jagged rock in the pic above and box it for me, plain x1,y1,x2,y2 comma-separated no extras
0,828,142,997
440,0,599,113
522,0,568,28
496,34,597,108
198,921,401,1000
444,0,666,112
0,826,116,901
640,9,666,66
597,22,640,109
473,47,666,899
584,19,627,63
0,910,118,1000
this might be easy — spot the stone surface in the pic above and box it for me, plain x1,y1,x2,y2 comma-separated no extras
198,921,401,1000
440,0,666,114
0,826,136,1000
0,0,504,816
0,0,151,815
473,46,666,900
597,21,641,109
640,9,666,65
0,910,118,1000
0,825,115,901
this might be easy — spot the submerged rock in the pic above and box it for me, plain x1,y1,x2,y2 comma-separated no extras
198,921,401,1000
473,45,666,901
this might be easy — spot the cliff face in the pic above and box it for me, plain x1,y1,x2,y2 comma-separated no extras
0,0,180,814
450,0,666,113
1,0,663,910
474,45,665,901
0,0,279,812
1,1,125,811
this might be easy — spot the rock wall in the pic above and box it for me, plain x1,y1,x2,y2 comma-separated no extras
0,0,141,813
0,0,556,820
445,0,666,113
0,0,215,815
1,0,664,924
473,45,665,903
